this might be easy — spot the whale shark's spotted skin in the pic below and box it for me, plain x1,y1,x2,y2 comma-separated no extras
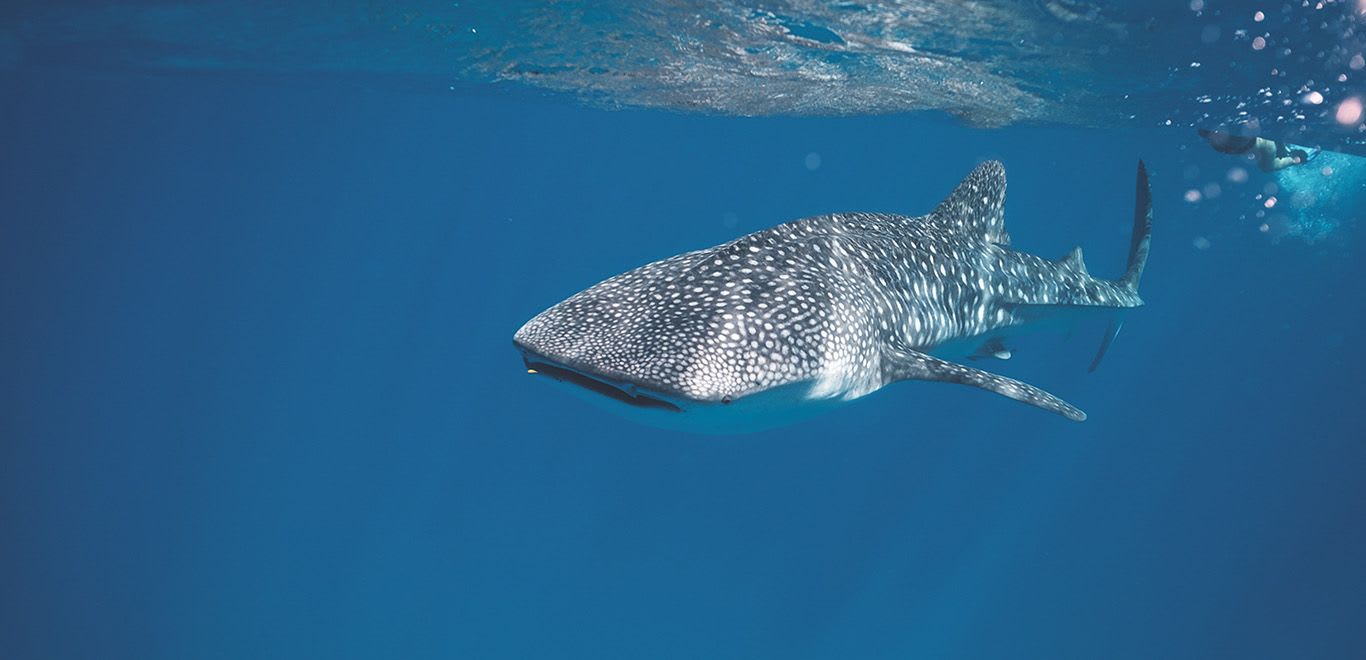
515,161,1152,429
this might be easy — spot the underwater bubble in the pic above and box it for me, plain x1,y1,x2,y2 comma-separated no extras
1227,166,1249,183
1353,53,1366,70
1193,236,1211,250
1285,214,1339,242
1254,11,1265,22
1253,36,1267,51
1302,90,1324,105
804,152,822,171
1271,151,1360,242
1335,97,1363,124
1184,189,1203,203
1203,182,1222,199
1264,196,1278,208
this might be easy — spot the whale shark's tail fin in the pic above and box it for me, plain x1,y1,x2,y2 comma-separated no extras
1090,161,1152,373
1119,160,1152,293
1088,321,1123,373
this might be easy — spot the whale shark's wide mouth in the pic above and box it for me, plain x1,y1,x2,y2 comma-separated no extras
520,353,682,413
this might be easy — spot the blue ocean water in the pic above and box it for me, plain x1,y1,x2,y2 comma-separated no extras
3,3,1366,659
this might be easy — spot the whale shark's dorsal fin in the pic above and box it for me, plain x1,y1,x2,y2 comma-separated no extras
930,160,1009,245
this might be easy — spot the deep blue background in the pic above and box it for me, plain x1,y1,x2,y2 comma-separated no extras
3,68,1365,659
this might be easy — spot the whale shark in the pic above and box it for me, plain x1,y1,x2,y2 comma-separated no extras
514,161,1151,432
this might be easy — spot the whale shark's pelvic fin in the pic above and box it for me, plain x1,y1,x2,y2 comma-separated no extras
930,160,1010,245
882,342,1086,421
969,337,1012,361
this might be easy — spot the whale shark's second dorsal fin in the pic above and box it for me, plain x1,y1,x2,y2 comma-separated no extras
1060,246,1088,275
930,160,1009,245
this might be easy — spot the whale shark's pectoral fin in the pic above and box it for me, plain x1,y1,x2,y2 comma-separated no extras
881,344,1086,421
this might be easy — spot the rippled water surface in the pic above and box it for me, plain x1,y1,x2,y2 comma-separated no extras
9,1,1366,142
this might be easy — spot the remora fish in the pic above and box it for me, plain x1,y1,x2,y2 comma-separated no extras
514,161,1151,432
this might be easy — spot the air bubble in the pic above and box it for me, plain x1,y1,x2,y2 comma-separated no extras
1336,97,1363,125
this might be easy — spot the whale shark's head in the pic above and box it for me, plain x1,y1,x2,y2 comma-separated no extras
516,241,836,387
512,236,867,432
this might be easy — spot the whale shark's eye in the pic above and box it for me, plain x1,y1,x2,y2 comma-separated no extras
722,395,732,405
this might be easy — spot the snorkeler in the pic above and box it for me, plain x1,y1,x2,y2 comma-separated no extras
1199,129,1319,172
